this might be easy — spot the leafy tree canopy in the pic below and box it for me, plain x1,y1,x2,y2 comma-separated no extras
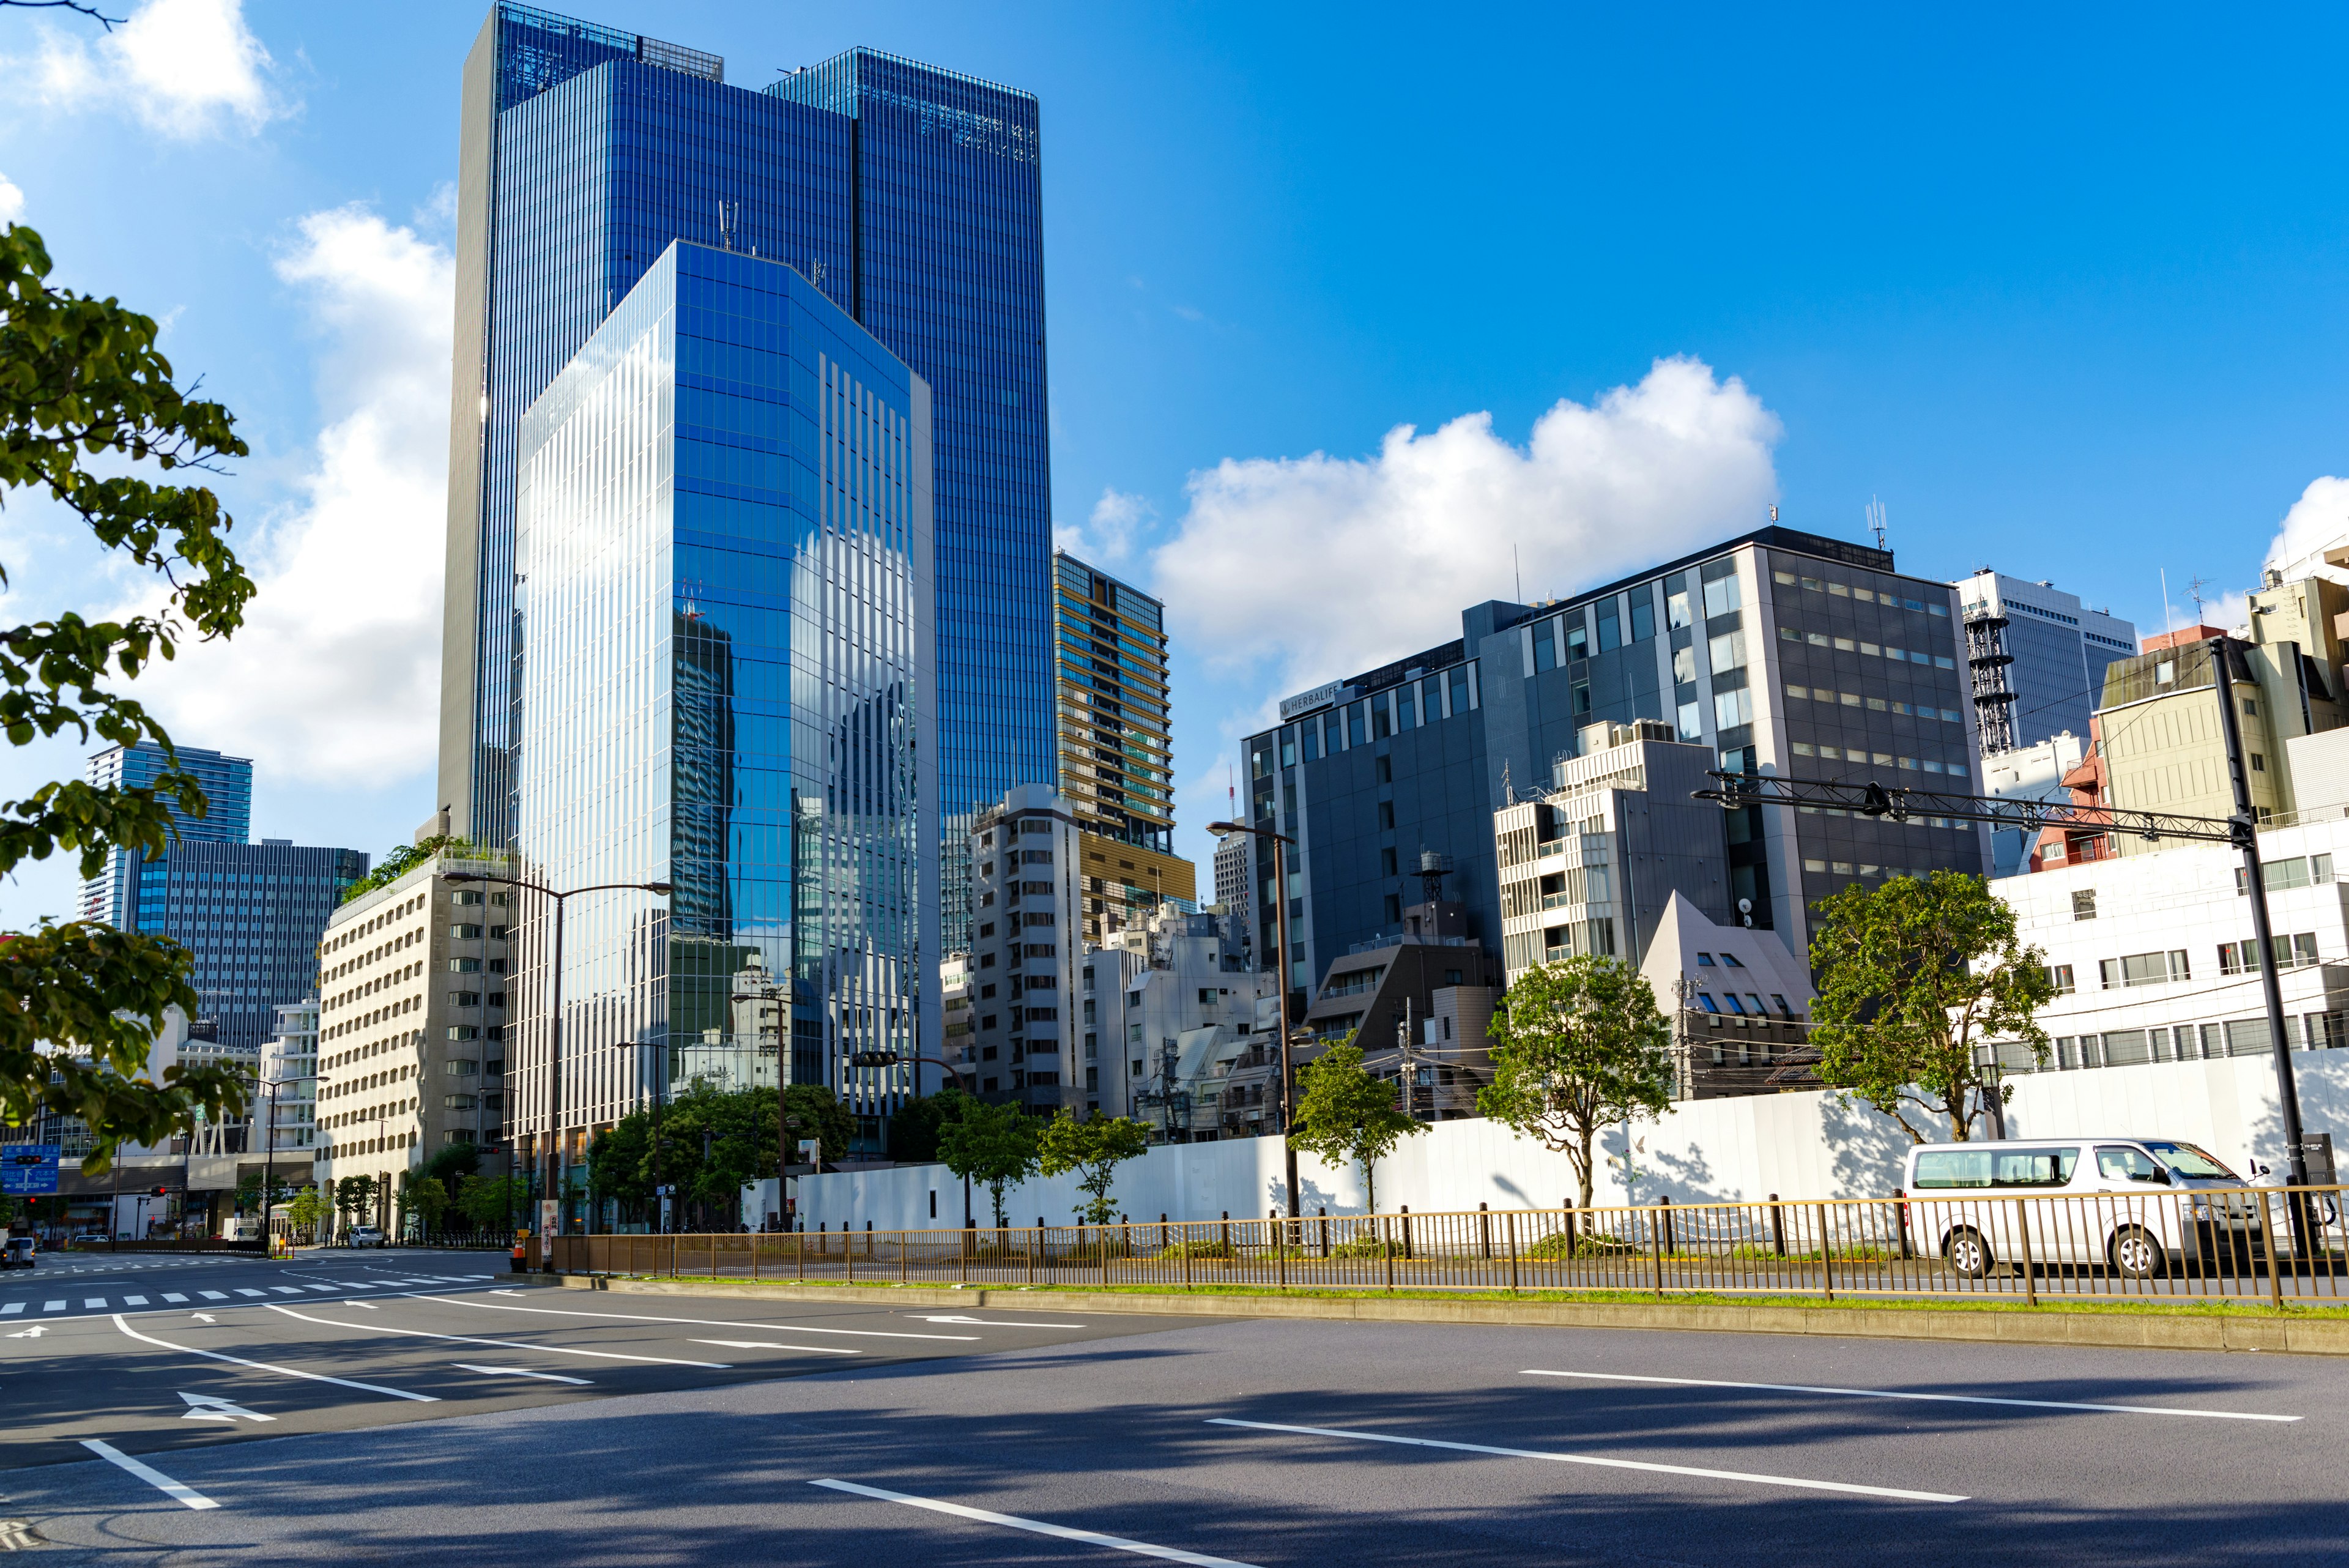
1478,953,1674,1209
938,1100,1044,1228
338,834,500,905
1037,1110,1153,1227
588,1082,854,1218
886,1087,971,1164
1807,869,2053,1143
1288,1039,1423,1214
0,223,256,1171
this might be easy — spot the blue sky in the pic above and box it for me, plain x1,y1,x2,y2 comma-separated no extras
5,1,2349,926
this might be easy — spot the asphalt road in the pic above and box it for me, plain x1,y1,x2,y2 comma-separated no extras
0,1246,2343,1565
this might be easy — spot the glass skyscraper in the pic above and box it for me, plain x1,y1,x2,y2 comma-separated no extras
512,241,937,1193
77,741,253,927
440,7,1053,967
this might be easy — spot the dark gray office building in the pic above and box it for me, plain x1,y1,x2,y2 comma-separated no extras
1239,526,1992,997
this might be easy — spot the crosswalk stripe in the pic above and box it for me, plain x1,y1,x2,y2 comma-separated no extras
124,1295,147,1306
302,1285,336,1292
43,1300,64,1312
0,1302,20,1314
234,1290,265,1298
270,1287,303,1295
84,1298,106,1309
163,1294,187,1302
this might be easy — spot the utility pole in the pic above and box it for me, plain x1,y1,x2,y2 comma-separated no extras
2210,638,2314,1211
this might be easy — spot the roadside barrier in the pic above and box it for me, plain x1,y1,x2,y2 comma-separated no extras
548,1184,2349,1304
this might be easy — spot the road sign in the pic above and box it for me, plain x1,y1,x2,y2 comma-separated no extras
0,1146,59,1197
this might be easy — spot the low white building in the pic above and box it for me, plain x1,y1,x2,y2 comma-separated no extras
258,998,318,1156
1994,817,2349,1075
1084,908,1269,1133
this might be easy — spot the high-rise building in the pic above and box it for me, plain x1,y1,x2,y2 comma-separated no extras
1238,527,1991,995
314,843,516,1235
510,242,937,1198
78,741,253,926
438,7,1053,960
260,998,319,1155
1051,551,1195,948
1952,570,2137,755
964,786,1082,1113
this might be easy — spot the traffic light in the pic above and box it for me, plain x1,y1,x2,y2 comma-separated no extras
149,1186,170,1198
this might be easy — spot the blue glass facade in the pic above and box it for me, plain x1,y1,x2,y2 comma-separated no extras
513,242,936,1184
443,9,1053,968
130,842,369,1053
76,742,253,927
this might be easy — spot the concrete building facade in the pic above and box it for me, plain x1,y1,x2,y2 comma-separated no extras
1952,570,2137,754
965,786,1085,1113
1085,909,1267,1134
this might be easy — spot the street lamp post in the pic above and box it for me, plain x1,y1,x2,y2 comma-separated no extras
446,872,672,1244
1207,820,1301,1221
849,1049,974,1228
256,1074,319,1252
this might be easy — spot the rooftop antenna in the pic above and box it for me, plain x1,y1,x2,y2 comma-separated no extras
2188,575,2211,626
1768,505,1779,524
2159,568,2177,640
1865,496,1887,551
1513,543,1522,603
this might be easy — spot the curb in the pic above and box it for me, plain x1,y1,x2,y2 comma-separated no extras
549,1273,2349,1356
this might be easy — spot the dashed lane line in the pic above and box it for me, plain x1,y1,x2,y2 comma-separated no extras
1204,1419,1969,1503
419,1296,981,1342
811,1479,1257,1567
1520,1369,2304,1424
689,1340,860,1357
455,1363,592,1386
111,1314,438,1402
81,1440,218,1511
260,1303,735,1370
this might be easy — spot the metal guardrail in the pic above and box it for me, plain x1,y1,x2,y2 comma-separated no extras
547,1186,2349,1305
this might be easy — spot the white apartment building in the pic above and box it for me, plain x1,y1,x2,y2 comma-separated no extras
1212,831,1252,929
1994,817,2349,1076
314,847,512,1232
1083,908,1269,1131
258,998,318,1155
965,786,1086,1113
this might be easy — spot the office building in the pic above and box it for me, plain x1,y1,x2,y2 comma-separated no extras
77,741,253,926
1953,570,2137,754
510,242,937,1208
314,842,514,1234
439,7,1054,961
1238,526,1990,998
1213,831,1252,927
963,786,1082,1112
259,998,319,1155
1980,732,2091,877
1085,908,1266,1132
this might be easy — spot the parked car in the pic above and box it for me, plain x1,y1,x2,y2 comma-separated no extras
345,1224,385,1249
1903,1137,2272,1279
0,1236,35,1270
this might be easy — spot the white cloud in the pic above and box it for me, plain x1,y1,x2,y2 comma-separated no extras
0,173,22,225
1149,355,1781,702
2262,475,2349,584
1056,486,1156,567
28,0,284,138
127,203,450,786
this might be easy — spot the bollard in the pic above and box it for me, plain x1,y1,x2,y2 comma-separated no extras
1479,1201,1491,1262
1768,1193,1786,1258
1318,1205,1329,1258
1401,1205,1412,1260
1658,1194,1675,1256
1272,1209,1285,1288
1506,1209,1520,1292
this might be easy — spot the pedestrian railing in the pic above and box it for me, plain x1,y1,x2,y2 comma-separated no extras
546,1185,2349,1306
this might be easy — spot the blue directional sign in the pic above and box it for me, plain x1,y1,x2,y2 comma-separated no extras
1,1146,60,1196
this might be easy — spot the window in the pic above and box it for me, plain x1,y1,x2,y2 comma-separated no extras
1695,953,1715,967
1696,992,1719,1013
1384,893,1402,923
2219,934,2320,973
1198,989,1219,1006
2098,950,2188,989
2251,753,2266,773
1381,847,1398,875
1534,619,1557,671
1597,599,1622,650
1450,667,1471,713
1676,701,1702,741
1630,596,1655,642
2071,890,2097,921
1672,645,1696,685
2042,964,2075,995
1377,801,1395,830
1713,688,1753,728
1707,630,1746,672
1666,573,1693,629
1911,1146,2079,1189
1701,567,1740,617
2096,1146,2165,1184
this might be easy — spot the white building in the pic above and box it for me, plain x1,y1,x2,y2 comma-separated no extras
1084,908,1270,1134
1980,731,2090,878
1994,817,2349,1075
1212,831,1252,931
1952,568,2137,754
258,998,319,1155
966,786,1086,1113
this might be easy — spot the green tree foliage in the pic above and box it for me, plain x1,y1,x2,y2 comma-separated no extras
588,1083,854,1227
1287,1039,1425,1214
234,1167,292,1216
0,224,257,1171
339,834,496,905
333,1174,378,1227
1807,869,2054,1143
1479,954,1675,1209
398,1170,450,1238
1036,1111,1152,1227
284,1185,327,1241
456,1173,527,1233
885,1087,970,1163
938,1100,1043,1228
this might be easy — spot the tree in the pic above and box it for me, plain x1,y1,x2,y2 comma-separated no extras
938,1101,1042,1228
398,1170,450,1238
456,1173,528,1232
587,1083,856,1228
886,1087,970,1163
284,1184,326,1243
340,834,495,906
1037,1111,1152,1227
1479,954,1675,1210
333,1175,377,1229
1287,1040,1425,1214
0,224,256,1172
1808,869,2054,1143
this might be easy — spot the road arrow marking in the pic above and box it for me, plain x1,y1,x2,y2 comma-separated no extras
918,1315,1086,1328
191,1314,215,1323
179,1391,273,1424
6,1326,43,1339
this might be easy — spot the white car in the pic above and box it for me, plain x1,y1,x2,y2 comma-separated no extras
1902,1137,2269,1280
344,1225,385,1249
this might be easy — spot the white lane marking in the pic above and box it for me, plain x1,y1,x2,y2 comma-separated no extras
1521,1369,2304,1423
425,1297,979,1342
690,1339,860,1356
82,1440,218,1510
811,1479,1256,1567
269,1288,303,1296
162,1294,186,1304
918,1315,1088,1329
261,1304,733,1369
455,1363,592,1386
198,1292,226,1301
7,1326,44,1339
42,1300,63,1312
83,1297,106,1309
232,1290,264,1298
111,1315,436,1402
0,1303,21,1315
191,1314,215,1323
124,1295,148,1306
179,1391,273,1424
301,1285,338,1293
1205,1419,1967,1503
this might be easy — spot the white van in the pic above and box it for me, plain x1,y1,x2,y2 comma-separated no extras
1901,1137,2262,1279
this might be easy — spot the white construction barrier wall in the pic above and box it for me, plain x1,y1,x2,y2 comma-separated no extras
795,1050,2349,1231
